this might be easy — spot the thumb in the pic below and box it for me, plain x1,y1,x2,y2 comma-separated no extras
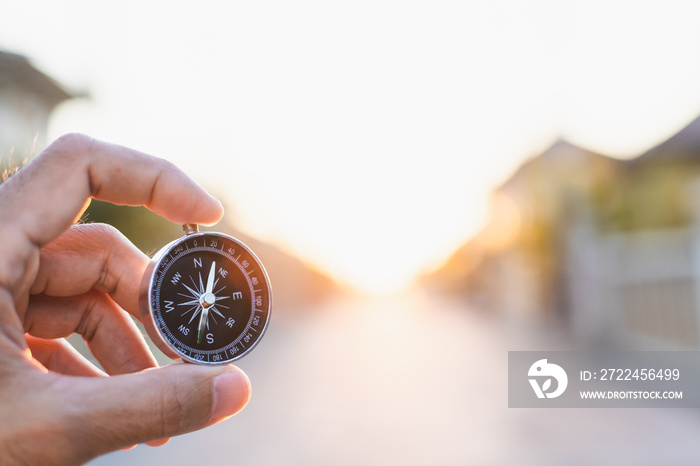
59,364,250,461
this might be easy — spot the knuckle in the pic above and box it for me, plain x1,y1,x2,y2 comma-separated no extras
65,223,127,293
75,291,103,342
74,222,124,243
48,132,93,154
32,133,94,179
0,230,34,292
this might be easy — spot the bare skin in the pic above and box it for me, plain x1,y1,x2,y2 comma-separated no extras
0,134,251,465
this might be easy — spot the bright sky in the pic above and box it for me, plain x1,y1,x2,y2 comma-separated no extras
4,1,700,293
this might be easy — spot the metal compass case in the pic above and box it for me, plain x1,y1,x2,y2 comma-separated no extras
140,224,272,365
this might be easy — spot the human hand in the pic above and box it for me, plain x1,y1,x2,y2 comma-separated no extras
0,134,251,465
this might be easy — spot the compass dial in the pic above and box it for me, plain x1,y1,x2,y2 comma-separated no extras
141,230,271,365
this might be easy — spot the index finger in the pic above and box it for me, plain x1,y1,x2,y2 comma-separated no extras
0,133,223,249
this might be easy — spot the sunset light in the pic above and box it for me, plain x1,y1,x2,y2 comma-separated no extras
4,1,700,294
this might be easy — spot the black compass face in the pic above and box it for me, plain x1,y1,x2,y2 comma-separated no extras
142,232,271,364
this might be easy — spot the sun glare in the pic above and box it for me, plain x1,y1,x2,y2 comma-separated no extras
5,1,700,293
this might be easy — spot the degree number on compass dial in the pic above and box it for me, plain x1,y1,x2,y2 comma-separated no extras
142,232,272,365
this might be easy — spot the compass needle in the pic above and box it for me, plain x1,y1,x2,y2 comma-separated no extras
206,261,216,295
196,307,208,344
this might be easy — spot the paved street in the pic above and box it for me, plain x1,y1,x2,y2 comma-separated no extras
91,291,700,465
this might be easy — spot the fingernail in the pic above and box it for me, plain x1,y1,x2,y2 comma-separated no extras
210,195,224,212
211,369,251,421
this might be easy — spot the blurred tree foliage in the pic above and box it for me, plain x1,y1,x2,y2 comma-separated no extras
82,200,182,256
592,162,698,233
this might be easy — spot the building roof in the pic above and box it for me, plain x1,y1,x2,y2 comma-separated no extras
0,50,74,108
498,138,619,192
633,114,700,165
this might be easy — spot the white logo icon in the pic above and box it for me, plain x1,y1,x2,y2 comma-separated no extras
528,359,568,399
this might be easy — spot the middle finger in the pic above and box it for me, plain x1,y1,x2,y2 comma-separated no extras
30,223,149,320
24,291,159,375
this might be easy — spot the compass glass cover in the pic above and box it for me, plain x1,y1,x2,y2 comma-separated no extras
147,232,271,364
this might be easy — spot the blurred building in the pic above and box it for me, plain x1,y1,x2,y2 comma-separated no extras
428,114,700,349
0,50,74,159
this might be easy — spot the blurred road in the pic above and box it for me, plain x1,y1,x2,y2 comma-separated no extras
90,291,700,465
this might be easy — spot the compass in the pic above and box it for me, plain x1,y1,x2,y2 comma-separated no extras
140,224,272,365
